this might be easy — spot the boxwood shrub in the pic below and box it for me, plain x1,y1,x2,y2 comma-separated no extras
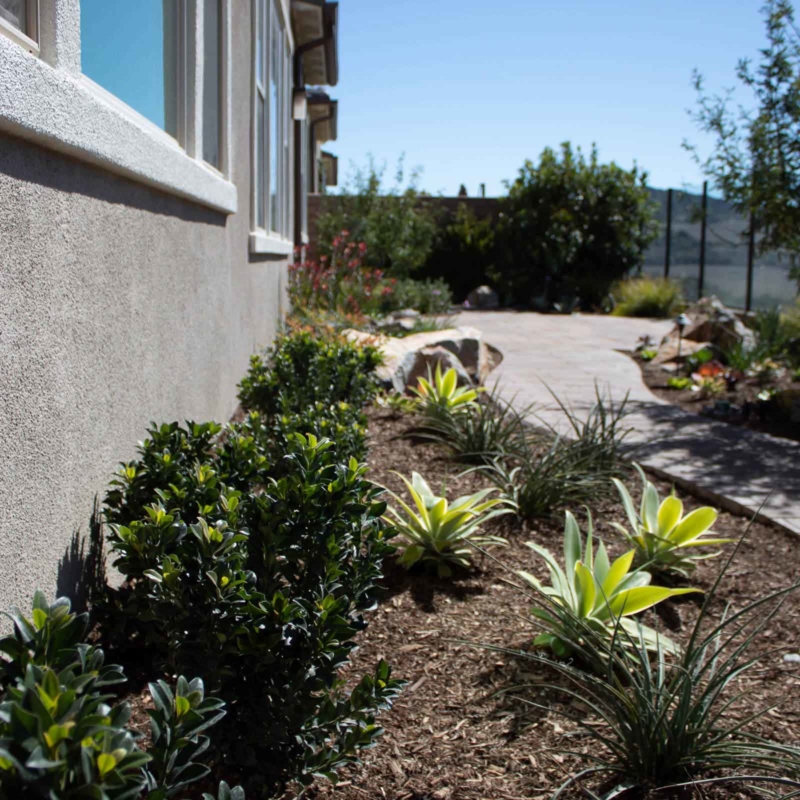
0,591,234,800
105,419,399,792
238,330,382,416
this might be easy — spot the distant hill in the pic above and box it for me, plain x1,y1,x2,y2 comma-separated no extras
643,187,779,269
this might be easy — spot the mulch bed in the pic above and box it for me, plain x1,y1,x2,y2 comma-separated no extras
634,352,800,443
303,406,800,800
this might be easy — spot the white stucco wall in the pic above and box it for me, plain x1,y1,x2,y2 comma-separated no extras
0,9,288,615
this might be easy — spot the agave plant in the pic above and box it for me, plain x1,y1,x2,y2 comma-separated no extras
505,531,800,798
611,465,729,576
411,364,479,420
518,510,699,658
383,471,511,576
410,382,532,465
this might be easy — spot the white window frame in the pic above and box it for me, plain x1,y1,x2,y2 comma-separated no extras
0,0,235,214
0,0,38,54
250,0,294,255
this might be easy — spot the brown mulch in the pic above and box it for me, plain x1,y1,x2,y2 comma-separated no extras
303,407,800,800
635,353,800,443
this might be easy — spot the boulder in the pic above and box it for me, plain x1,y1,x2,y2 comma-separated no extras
676,297,755,352
343,326,503,393
376,317,417,334
466,285,500,310
395,346,473,393
652,337,713,365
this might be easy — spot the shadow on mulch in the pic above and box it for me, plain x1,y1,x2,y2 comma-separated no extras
380,557,486,613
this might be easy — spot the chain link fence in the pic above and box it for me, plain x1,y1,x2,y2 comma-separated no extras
640,184,797,310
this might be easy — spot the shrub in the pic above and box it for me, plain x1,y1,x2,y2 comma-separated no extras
257,402,370,466
420,203,497,303
315,157,440,278
490,143,657,308
382,277,453,315
105,420,224,526
289,234,394,317
611,465,729,576
105,430,402,795
611,275,685,318
238,330,382,418
411,383,531,465
509,539,800,796
517,511,697,660
384,471,511,576
0,591,231,800
411,365,479,422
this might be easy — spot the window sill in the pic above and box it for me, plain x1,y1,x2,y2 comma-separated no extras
249,231,294,256
0,36,237,214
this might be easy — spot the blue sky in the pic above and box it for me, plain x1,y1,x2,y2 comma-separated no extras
332,0,767,196
81,2,168,130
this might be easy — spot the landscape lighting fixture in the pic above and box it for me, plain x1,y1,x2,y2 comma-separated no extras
675,312,691,363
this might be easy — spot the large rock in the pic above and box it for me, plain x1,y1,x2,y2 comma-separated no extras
344,326,503,393
466,285,500,310
652,337,713,365
396,346,473,392
676,297,755,352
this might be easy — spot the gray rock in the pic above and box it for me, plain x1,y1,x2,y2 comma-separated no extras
394,308,421,319
343,326,503,391
394,346,473,394
783,653,800,664
466,285,500,310
679,296,756,351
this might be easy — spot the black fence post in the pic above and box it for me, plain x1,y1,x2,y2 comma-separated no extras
698,181,707,299
664,188,673,278
746,211,755,312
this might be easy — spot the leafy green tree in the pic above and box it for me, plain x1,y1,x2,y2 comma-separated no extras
490,143,656,308
315,157,440,277
421,203,498,302
688,0,800,288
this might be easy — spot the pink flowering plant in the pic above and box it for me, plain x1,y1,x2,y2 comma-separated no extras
289,232,396,317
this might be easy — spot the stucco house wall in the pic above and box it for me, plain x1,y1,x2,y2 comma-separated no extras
0,7,288,614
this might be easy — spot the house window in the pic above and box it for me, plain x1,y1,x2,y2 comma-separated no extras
80,0,182,139
253,0,292,245
0,0,38,51
202,0,222,168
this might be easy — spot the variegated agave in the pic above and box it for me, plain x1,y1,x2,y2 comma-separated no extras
384,471,511,577
411,364,479,420
518,510,699,658
612,465,729,576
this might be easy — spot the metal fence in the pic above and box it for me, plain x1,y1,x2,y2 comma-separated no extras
640,184,797,310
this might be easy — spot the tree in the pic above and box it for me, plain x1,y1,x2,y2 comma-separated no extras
315,157,440,278
688,0,800,287
490,143,656,308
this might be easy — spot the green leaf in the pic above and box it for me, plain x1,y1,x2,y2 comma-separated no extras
608,586,700,618
671,507,719,545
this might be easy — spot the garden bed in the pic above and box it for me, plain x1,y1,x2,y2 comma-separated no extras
633,351,800,443
307,406,800,800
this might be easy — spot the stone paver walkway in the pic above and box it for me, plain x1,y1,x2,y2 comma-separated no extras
457,311,800,535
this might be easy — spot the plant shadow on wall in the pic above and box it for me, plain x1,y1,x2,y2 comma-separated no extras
55,498,107,615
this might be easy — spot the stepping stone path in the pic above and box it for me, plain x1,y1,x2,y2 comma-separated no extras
457,311,800,536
